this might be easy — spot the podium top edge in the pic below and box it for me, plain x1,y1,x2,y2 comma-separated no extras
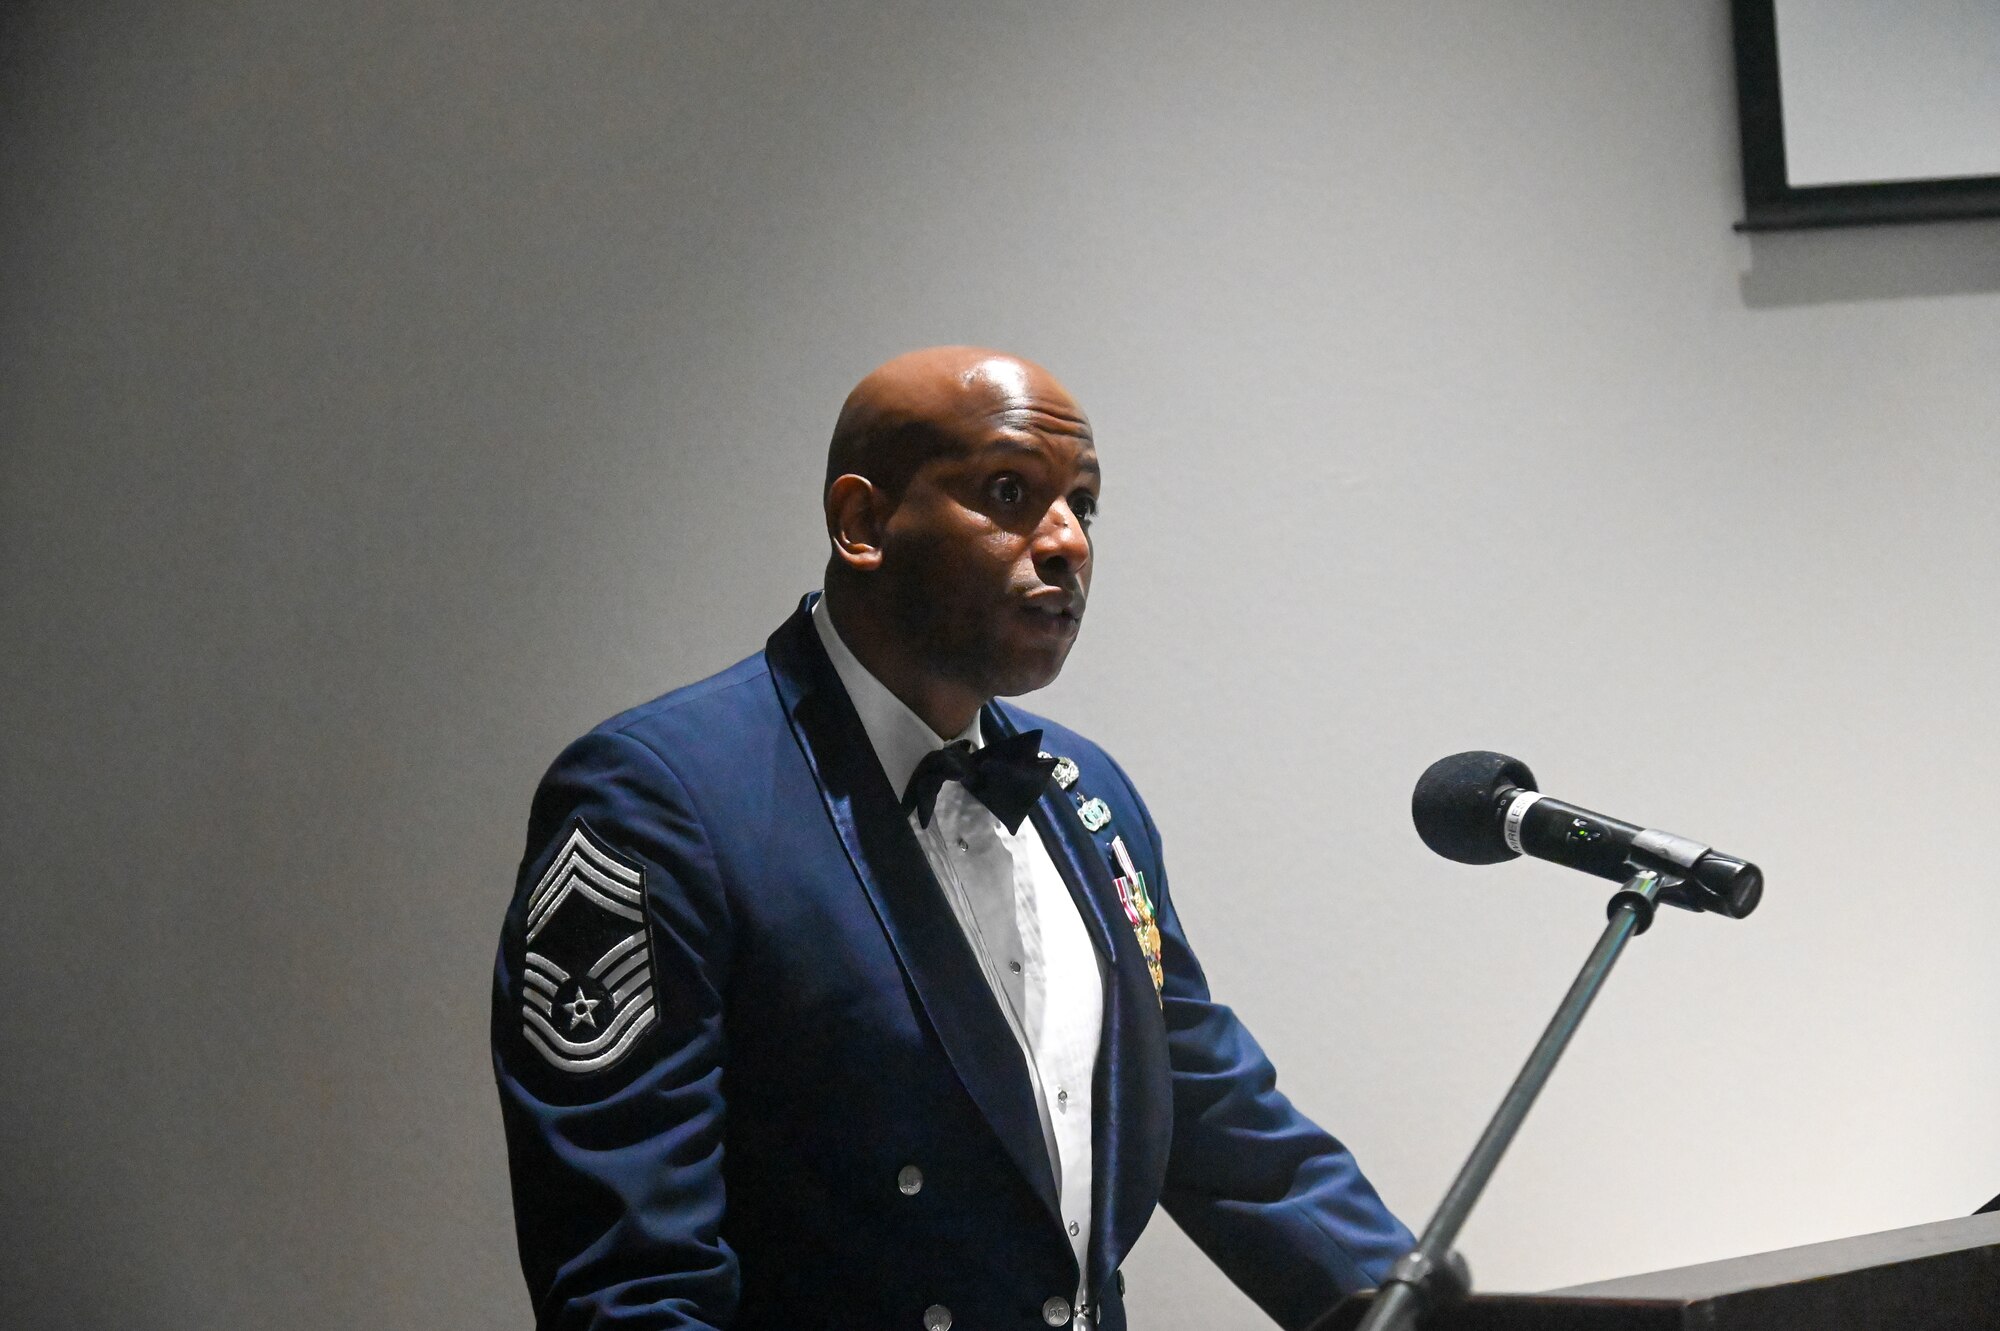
1544,1211,2000,1301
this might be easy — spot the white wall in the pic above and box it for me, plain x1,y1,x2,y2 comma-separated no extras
5,3,1999,1328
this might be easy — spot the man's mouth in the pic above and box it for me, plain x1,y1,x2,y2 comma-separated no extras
1020,592,1084,631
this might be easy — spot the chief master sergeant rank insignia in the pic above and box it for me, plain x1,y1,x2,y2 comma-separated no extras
519,822,658,1075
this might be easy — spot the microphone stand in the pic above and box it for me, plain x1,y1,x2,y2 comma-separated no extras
1355,867,1673,1331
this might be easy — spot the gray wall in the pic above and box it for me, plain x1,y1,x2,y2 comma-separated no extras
5,4,1999,1328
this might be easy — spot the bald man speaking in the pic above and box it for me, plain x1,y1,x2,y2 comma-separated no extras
492,349,1412,1331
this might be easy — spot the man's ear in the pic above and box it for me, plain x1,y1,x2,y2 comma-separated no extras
825,474,887,573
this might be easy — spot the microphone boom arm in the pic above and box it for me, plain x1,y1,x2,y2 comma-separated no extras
1354,868,1674,1331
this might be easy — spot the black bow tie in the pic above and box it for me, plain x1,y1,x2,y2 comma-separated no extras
900,728,1058,835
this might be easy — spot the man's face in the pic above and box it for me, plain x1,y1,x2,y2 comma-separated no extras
876,364,1099,703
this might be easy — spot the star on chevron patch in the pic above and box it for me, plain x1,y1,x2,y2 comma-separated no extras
519,822,657,1075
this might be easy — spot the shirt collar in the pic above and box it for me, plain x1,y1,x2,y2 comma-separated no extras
811,592,982,801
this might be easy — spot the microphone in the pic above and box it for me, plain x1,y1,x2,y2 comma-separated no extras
1411,751,1762,919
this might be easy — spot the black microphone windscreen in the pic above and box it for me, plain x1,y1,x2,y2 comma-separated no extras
1412,750,1539,864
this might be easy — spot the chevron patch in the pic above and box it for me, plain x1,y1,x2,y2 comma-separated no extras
519,823,657,1074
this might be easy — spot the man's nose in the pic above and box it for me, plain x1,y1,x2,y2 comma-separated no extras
1033,499,1091,572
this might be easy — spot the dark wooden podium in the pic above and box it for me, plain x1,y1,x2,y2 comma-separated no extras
1311,1212,2000,1330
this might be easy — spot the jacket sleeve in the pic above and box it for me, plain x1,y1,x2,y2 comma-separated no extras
492,728,738,1330
1116,768,1416,1330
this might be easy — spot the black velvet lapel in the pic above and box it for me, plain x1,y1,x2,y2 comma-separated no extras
986,702,1173,1297
764,597,1061,1223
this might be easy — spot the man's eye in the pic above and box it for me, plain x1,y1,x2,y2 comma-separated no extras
1071,492,1098,526
991,476,1026,506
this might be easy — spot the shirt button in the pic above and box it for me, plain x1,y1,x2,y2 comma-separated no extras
1056,1088,1068,1108
1009,960,1022,974
955,838,968,852
1068,1220,1080,1236
923,1304,952,1331
1042,1295,1072,1326
897,1165,923,1195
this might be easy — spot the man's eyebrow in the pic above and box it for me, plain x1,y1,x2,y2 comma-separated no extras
975,435,1101,475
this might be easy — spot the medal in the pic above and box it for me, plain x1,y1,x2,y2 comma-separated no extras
1109,835,1164,1003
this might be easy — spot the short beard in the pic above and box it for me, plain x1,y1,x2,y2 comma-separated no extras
877,554,1005,700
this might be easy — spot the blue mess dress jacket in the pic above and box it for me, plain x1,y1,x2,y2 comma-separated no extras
492,596,1412,1330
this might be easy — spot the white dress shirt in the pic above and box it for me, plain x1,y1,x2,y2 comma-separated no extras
813,597,1104,1293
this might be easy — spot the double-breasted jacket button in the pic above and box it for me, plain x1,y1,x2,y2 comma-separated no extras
922,1303,952,1331
1042,1295,1072,1326
897,1165,923,1195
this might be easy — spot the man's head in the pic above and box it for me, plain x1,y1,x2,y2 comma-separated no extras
822,346,1099,737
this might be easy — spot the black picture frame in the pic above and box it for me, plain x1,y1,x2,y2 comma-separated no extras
1732,0,2000,231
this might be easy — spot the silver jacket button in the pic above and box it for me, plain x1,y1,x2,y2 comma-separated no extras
1042,1295,1072,1326
897,1165,924,1195
923,1303,952,1331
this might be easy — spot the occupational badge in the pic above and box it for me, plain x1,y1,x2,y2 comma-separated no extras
519,822,658,1075
1109,835,1164,1003
1076,795,1113,832
1047,754,1080,791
